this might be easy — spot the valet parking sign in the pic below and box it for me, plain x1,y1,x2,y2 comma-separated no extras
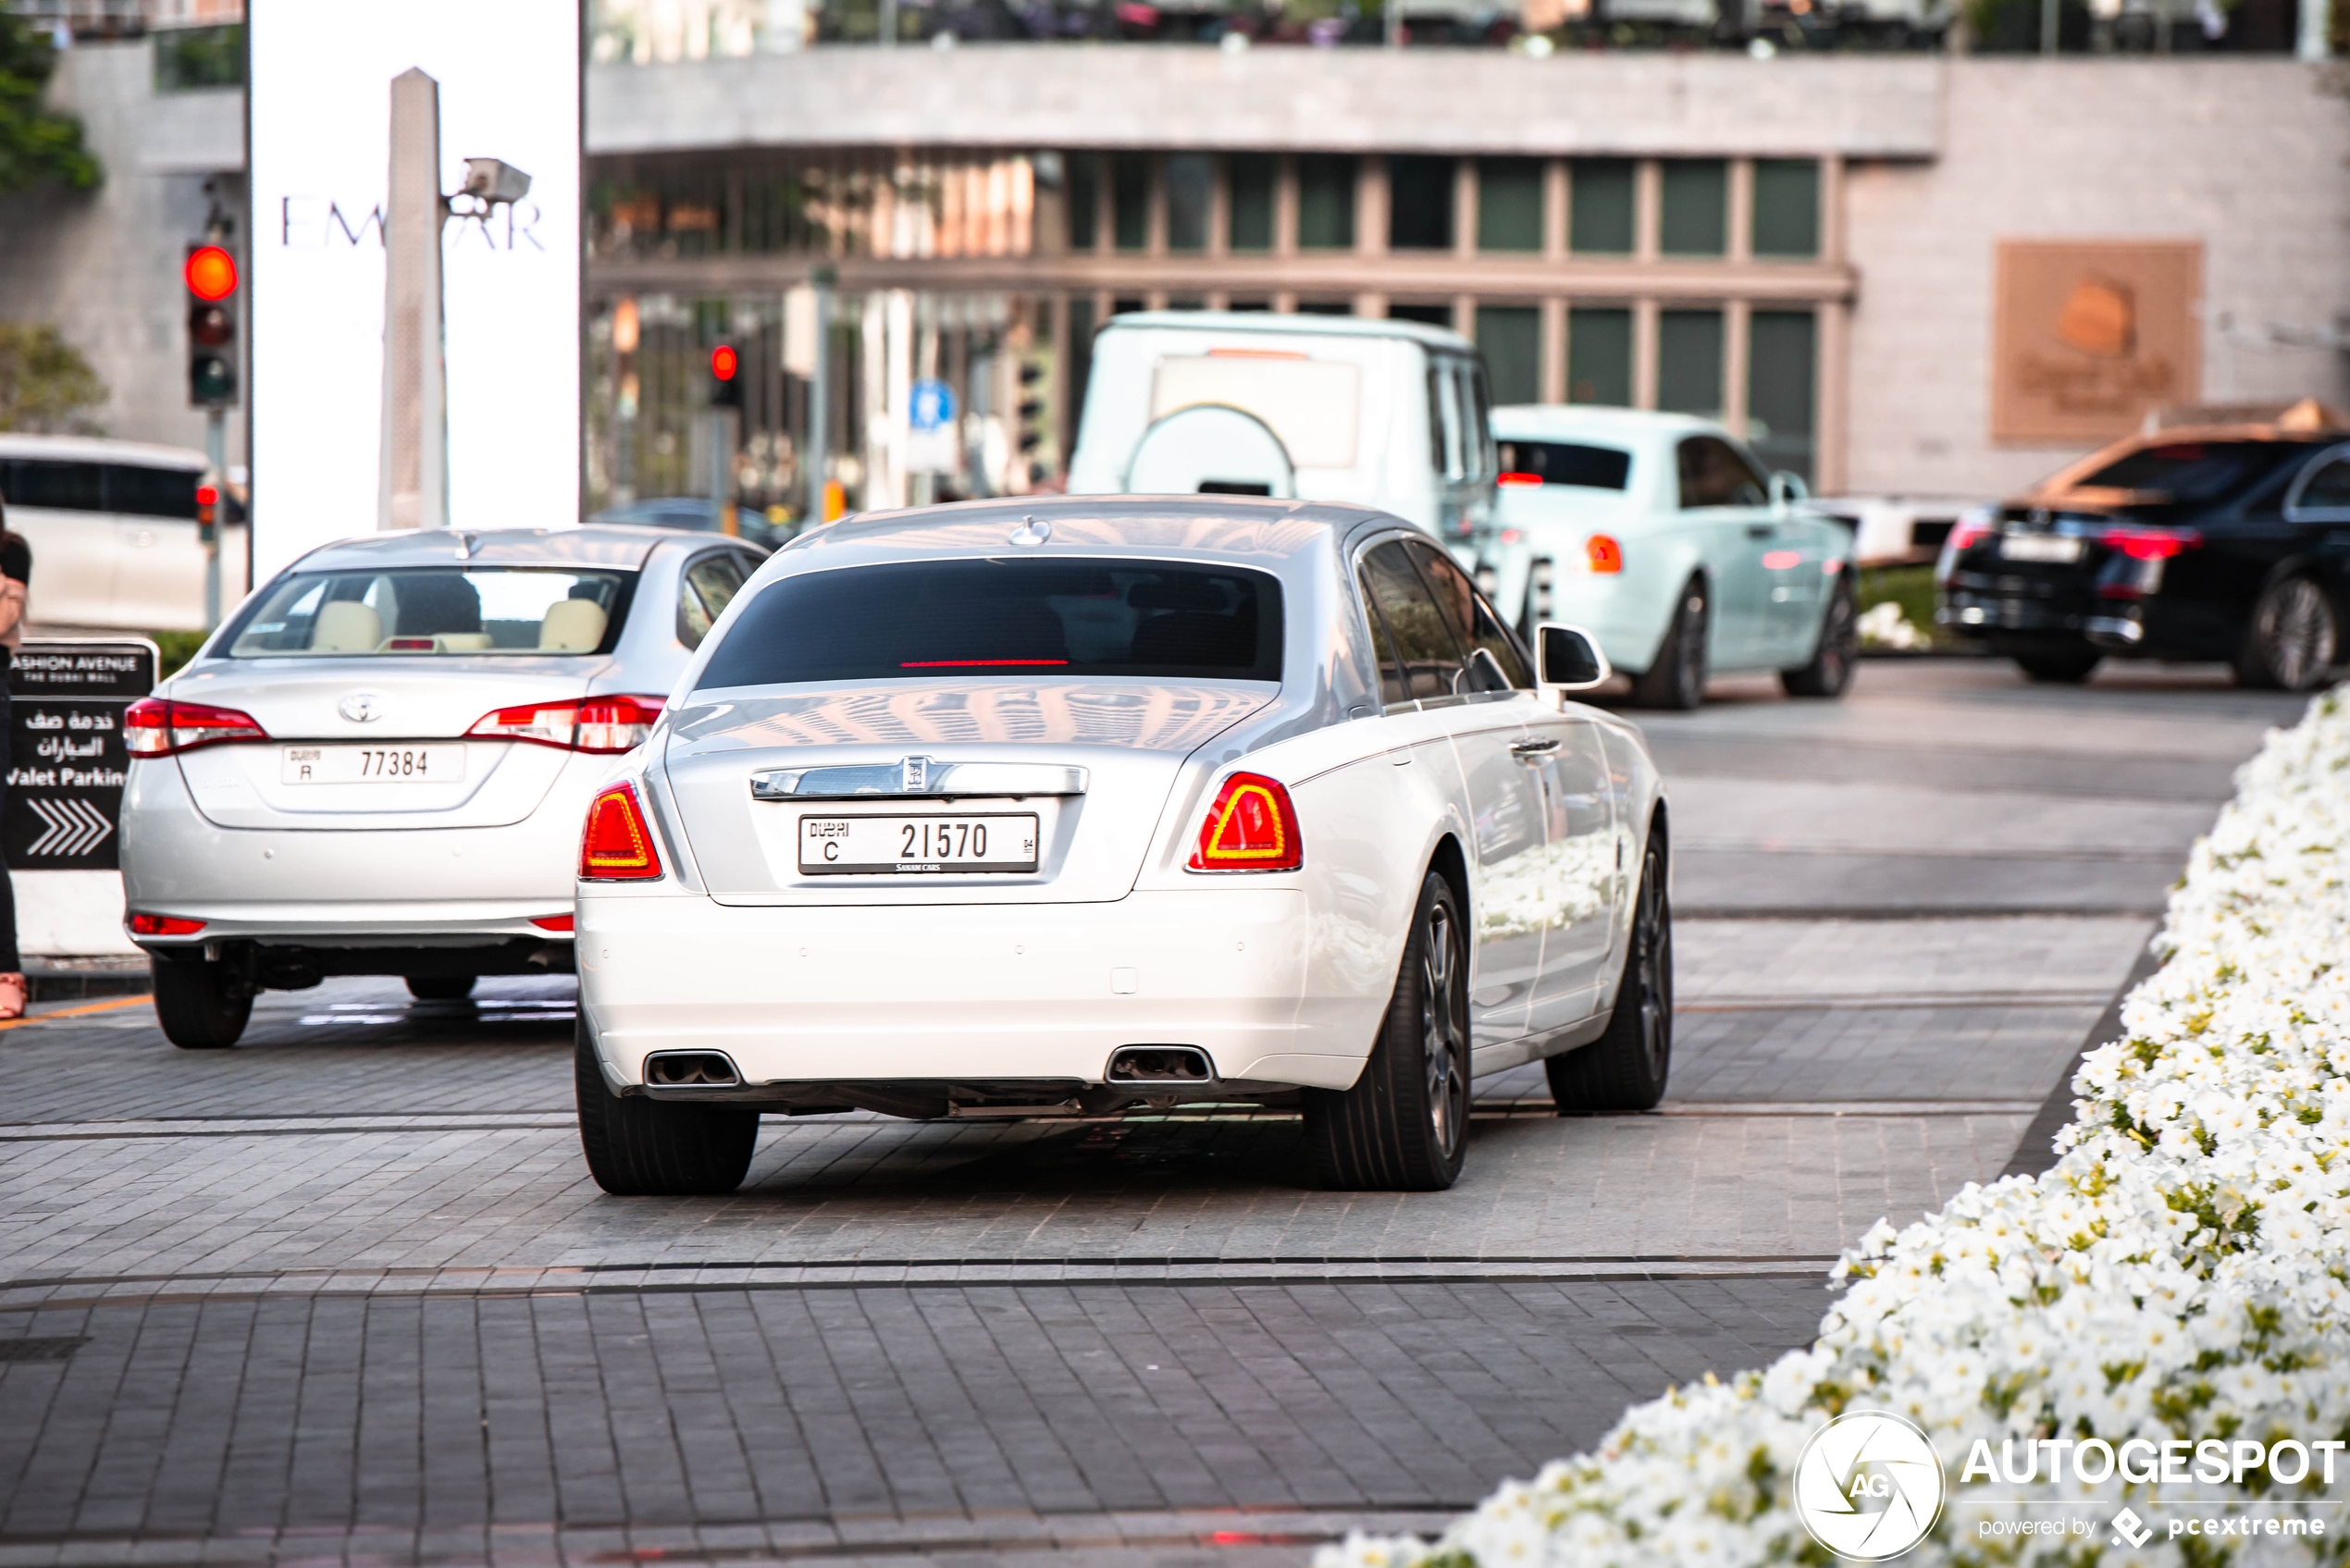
1793,1410,2343,1562
5,641,154,872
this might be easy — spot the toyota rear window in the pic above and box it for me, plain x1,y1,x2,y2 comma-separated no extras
224,568,634,656
696,559,1283,688
1496,439,1632,491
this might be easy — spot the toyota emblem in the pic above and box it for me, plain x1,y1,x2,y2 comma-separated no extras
338,691,385,723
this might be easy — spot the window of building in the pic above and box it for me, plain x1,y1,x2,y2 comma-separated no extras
1112,154,1150,252
1228,154,1275,252
1113,297,1147,315
1658,308,1725,419
1751,159,1820,259
1227,298,1272,312
1388,302,1453,327
1297,154,1357,250
1477,306,1540,406
1388,155,1454,251
1066,154,1101,251
1477,158,1542,253
1068,296,1097,447
1296,299,1354,315
1748,310,1817,481
1567,308,1632,406
1659,160,1726,257
1569,160,1634,254
1166,153,1211,253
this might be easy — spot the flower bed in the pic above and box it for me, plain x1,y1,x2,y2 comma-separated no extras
1327,691,2350,1567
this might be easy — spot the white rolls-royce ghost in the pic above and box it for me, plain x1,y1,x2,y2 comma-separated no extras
575,497,1672,1194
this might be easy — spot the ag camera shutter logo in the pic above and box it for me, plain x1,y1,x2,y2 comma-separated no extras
1794,1411,1947,1561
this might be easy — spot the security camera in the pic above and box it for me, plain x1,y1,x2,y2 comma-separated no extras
460,158,532,206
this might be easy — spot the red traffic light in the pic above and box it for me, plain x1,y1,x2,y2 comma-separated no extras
710,344,738,382
184,244,237,302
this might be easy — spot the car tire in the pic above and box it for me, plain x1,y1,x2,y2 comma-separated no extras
152,954,253,1050
1781,576,1858,698
405,974,476,1002
2234,575,2341,693
1630,577,1708,711
1303,870,1472,1192
2015,650,2102,684
1547,829,1672,1113
574,1021,760,1196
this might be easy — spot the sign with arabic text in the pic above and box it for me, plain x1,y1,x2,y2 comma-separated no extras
6,641,157,872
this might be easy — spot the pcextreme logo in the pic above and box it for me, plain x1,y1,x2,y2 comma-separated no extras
1794,1412,1948,1562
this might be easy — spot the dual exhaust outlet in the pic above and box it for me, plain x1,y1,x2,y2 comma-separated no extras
642,1044,1214,1093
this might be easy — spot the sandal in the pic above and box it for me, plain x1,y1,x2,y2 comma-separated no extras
0,973,25,1021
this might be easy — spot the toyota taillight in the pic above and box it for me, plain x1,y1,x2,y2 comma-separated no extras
127,913,206,936
580,783,662,881
1187,772,1302,873
469,695,664,754
124,698,268,758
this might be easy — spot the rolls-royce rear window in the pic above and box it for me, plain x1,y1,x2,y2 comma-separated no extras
696,560,1283,688
224,568,633,656
1496,440,1632,491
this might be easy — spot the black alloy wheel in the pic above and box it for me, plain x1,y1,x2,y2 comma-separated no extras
1547,830,1673,1112
575,1021,761,1195
405,974,476,1002
1782,576,1859,698
151,952,253,1050
2015,648,2103,684
2235,575,2341,693
1631,578,1709,711
1303,870,1473,1191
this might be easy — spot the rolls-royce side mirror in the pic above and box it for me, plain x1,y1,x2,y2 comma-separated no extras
1769,470,1810,514
1536,622,1610,697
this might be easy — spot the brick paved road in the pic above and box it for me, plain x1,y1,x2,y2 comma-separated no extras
0,661,2306,1567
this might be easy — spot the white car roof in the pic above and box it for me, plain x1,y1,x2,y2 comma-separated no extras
1099,310,1477,354
795,495,1404,566
290,525,691,574
1490,405,1730,445
0,432,208,469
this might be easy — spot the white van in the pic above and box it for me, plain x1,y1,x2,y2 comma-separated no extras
0,434,249,632
1066,312,1498,542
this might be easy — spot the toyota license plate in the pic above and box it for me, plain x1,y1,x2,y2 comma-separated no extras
281,745,467,784
1999,534,2084,563
798,813,1039,875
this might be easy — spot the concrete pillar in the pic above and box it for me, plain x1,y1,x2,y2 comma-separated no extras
1541,159,1568,261
378,68,445,533
1540,296,1566,404
1633,159,1661,263
1818,299,1849,494
1454,158,1478,258
1724,296,1751,438
1727,158,1754,264
1357,156,1386,259
1633,298,1660,410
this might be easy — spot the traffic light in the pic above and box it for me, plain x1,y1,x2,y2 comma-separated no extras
184,243,238,408
709,342,742,410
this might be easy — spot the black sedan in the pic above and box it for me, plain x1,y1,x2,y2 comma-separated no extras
1937,416,2350,689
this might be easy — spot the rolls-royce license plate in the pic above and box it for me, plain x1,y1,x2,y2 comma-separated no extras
798,813,1040,875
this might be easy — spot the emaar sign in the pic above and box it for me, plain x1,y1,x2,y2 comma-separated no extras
248,1,579,580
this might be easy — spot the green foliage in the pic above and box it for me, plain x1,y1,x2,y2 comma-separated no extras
0,322,106,433
149,631,207,679
1856,563,1939,648
0,14,102,194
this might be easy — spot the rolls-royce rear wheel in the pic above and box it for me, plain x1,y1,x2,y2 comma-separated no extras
152,953,253,1050
1630,578,1708,711
1781,576,1858,698
1304,871,1472,1191
575,1021,761,1195
1548,831,1673,1112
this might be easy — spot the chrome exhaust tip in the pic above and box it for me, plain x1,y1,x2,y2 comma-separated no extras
1106,1045,1214,1084
643,1050,742,1088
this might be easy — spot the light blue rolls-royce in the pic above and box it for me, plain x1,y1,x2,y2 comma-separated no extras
1479,406,1859,710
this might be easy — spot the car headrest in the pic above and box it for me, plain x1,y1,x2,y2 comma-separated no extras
312,600,382,653
539,599,608,653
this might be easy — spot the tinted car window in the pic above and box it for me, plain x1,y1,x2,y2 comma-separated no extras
1357,566,1411,709
2297,454,2350,512
1361,540,1466,703
0,459,103,512
1405,538,1527,692
678,552,747,650
2077,441,2300,506
1461,363,1496,479
1497,440,1632,491
697,560,1283,688
1676,438,1765,508
104,464,199,519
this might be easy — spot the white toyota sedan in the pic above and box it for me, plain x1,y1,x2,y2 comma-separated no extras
575,497,1672,1194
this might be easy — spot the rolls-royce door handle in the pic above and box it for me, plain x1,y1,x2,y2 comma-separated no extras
1745,524,1775,538
1509,735,1561,759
